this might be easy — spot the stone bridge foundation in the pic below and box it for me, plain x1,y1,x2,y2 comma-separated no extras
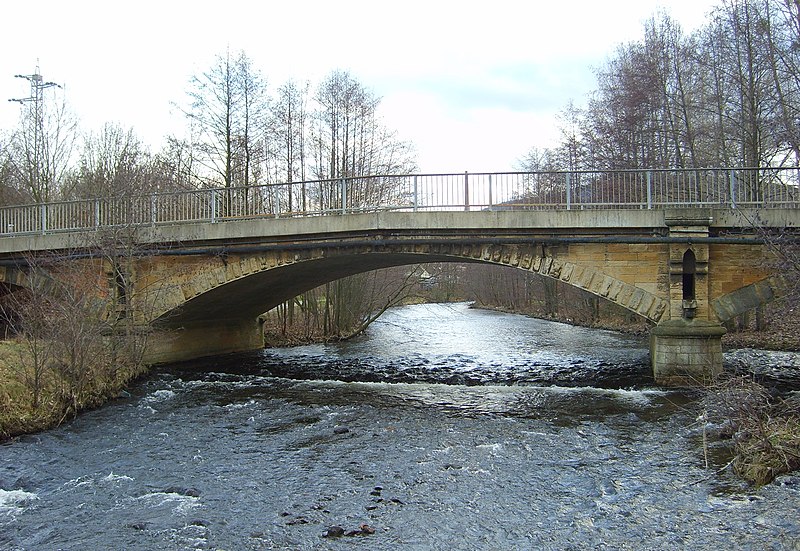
650,320,726,385
143,320,264,365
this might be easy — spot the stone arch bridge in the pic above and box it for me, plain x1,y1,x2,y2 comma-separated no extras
0,207,795,385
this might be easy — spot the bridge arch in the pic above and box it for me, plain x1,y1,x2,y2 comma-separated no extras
147,241,669,328
0,266,58,295
711,275,787,323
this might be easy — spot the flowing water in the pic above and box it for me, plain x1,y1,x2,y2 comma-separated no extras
1,303,799,550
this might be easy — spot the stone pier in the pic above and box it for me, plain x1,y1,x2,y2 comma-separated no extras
650,319,726,385
650,209,727,385
143,320,264,365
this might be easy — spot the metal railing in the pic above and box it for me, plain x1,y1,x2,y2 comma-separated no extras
1,167,798,236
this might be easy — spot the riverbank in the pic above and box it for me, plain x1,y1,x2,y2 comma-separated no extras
722,324,800,352
0,340,145,441
481,303,800,352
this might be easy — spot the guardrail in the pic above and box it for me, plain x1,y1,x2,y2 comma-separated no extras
1,168,798,236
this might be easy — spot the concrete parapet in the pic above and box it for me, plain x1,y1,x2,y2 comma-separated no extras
651,319,726,386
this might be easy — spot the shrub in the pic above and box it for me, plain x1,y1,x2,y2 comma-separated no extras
702,376,800,485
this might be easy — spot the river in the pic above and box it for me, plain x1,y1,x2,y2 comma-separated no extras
1,302,799,550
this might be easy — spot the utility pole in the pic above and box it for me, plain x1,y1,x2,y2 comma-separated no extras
8,64,61,201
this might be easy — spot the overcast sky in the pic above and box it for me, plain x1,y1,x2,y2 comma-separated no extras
0,0,719,174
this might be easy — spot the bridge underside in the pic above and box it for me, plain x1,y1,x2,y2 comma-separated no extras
144,251,477,364
154,252,470,329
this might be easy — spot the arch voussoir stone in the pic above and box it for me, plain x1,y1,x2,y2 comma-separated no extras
711,275,786,323
450,245,666,324
559,262,575,282
147,241,669,327
547,259,563,279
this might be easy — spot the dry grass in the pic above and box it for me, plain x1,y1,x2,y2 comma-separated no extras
702,376,800,486
0,340,57,438
0,339,146,441
734,414,800,485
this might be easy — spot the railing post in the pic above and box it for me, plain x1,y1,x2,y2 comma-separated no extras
729,169,737,208
488,174,494,210
646,171,653,209
341,178,347,213
566,173,572,210
40,204,47,235
464,171,470,211
795,167,800,207
210,189,217,223
94,199,100,228
150,195,157,227
413,175,418,212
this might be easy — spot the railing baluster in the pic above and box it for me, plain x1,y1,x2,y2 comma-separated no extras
341,178,347,214
566,173,571,210
464,171,470,211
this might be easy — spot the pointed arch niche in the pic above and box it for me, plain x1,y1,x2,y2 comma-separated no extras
682,248,697,318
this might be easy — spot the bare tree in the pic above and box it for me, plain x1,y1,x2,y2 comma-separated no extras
180,49,268,195
262,266,427,344
309,71,416,338
536,1,800,174
260,71,417,342
235,52,267,191
555,101,586,170
5,67,77,202
267,79,311,211
68,123,153,199
310,70,415,207
0,136,31,205
0,256,108,417
151,136,198,192
763,0,800,166
0,272,56,411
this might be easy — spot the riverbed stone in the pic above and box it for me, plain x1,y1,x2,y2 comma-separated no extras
164,486,201,497
323,525,345,538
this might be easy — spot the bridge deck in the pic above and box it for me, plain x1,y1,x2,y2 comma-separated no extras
0,208,796,256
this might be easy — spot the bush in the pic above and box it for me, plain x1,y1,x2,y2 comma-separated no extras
702,376,800,485
0,338,146,440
